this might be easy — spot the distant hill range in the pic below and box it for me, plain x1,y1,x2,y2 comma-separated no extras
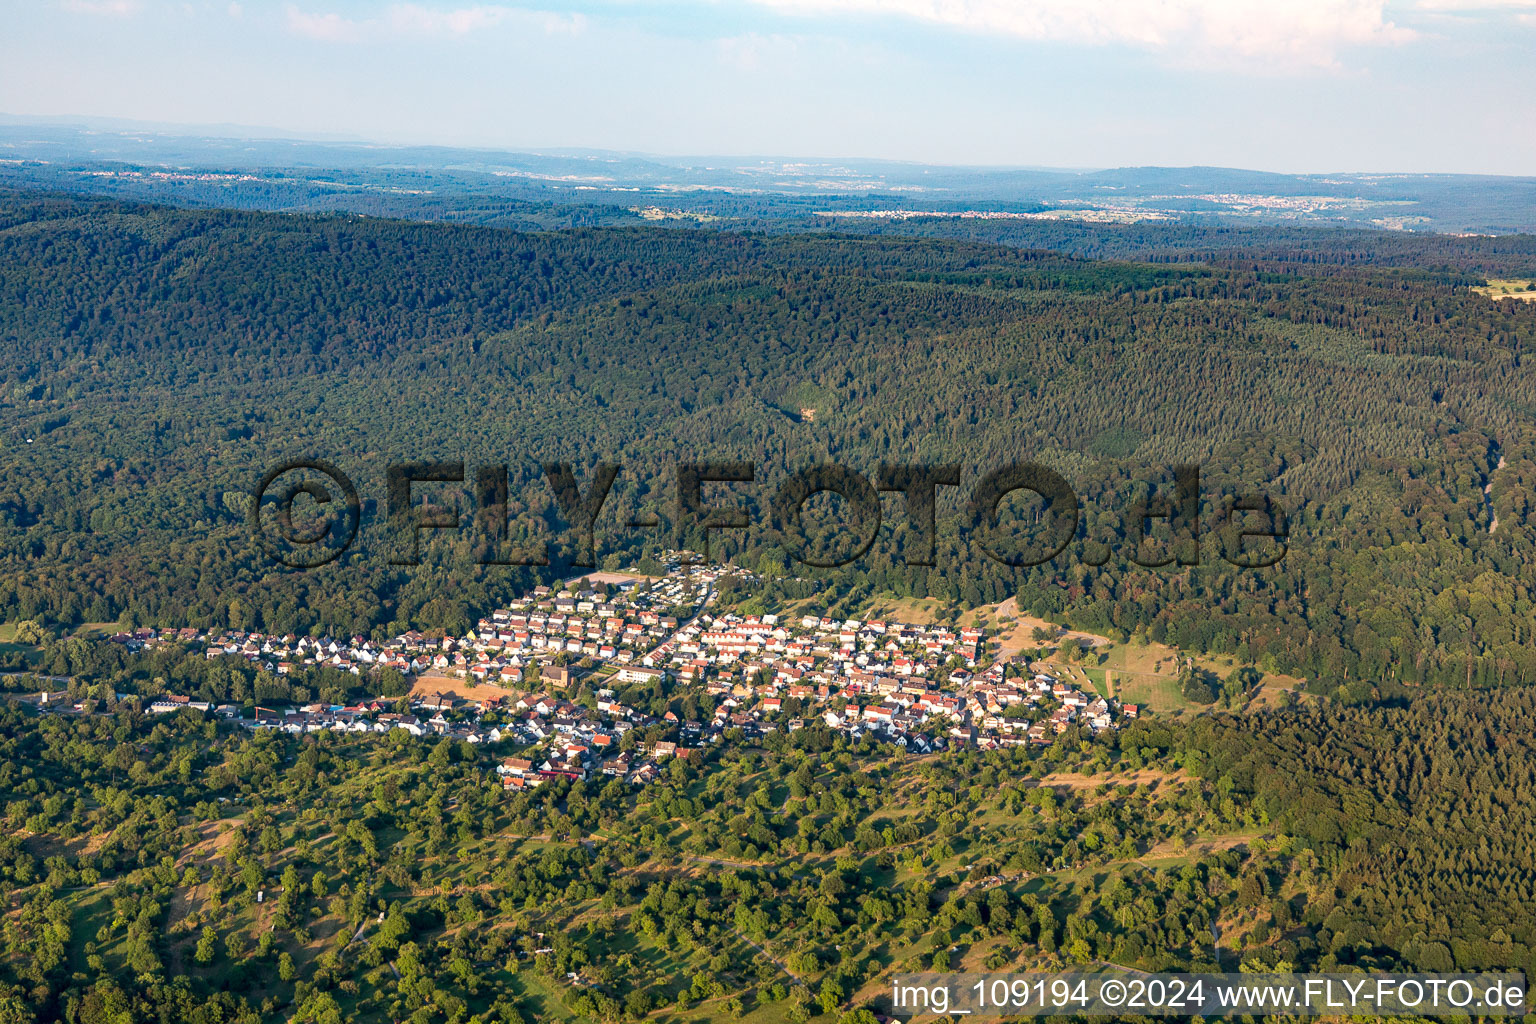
3,115,1534,234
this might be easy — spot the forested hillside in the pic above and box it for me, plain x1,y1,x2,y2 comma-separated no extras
810,214,1536,275
5,190,1536,688
4,685,1536,1022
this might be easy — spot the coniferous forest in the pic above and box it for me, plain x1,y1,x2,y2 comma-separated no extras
4,190,1536,685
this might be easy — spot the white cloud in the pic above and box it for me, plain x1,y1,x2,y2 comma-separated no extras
743,0,1416,68
1411,1,1536,35
60,0,140,14
284,3,585,42
1414,0,1536,9
715,31,799,70
382,4,511,33
535,11,589,34
285,4,360,40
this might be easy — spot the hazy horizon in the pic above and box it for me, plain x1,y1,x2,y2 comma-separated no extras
7,110,1536,181
5,1,1536,176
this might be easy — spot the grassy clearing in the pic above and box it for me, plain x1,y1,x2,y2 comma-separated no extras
68,621,121,639
1043,647,1191,713
1036,767,1186,795
1113,673,1189,712
855,596,955,626
0,621,45,666
1473,279,1536,302
1137,830,1267,867
0,641,40,665
1036,626,1305,715
747,592,1298,717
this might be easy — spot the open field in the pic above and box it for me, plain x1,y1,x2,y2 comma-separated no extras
986,597,1113,659
855,595,957,625
410,671,521,702
67,621,120,639
1034,767,1186,795
1473,278,1536,301
0,641,36,663
1,620,118,642
1036,627,1306,715
561,570,656,587
0,622,43,668
1076,642,1192,713
835,593,1303,716
1137,829,1267,865
1044,641,1190,712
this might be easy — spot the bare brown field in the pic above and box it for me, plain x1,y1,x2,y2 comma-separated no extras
1037,767,1186,793
173,819,247,875
990,596,1112,659
561,570,654,587
411,672,521,702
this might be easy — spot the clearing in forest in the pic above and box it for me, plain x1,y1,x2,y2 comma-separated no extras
1473,279,1536,301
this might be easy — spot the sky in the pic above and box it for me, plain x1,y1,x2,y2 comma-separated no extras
3,0,1535,173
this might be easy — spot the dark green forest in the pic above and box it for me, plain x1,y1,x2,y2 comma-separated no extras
4,190,1536,688
809,214,1536,275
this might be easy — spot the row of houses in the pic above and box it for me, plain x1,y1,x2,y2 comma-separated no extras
98,561,1138,782
625,590,1138,751
108,565,720,687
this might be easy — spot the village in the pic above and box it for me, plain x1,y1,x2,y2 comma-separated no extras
89,559,1139,788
